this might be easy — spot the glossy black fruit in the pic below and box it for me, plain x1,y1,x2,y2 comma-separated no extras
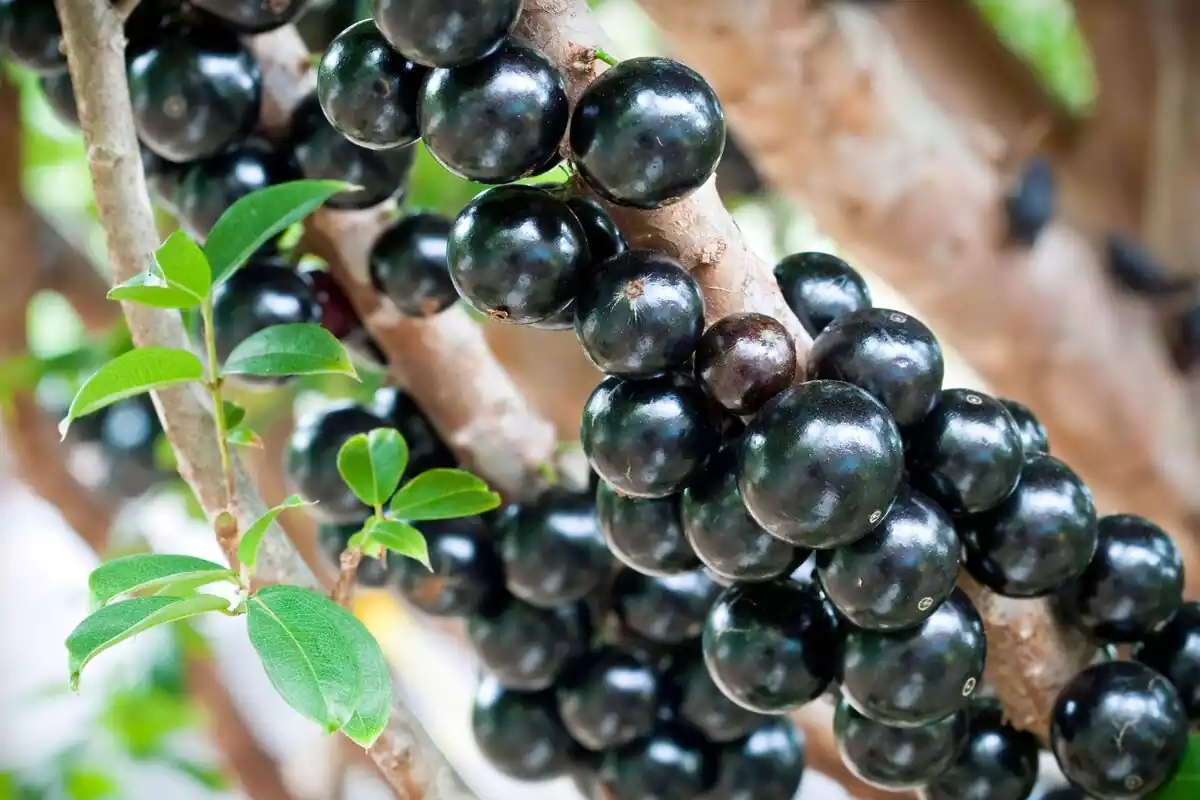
420,42,568,183
682,444,805,583
192,0,310,32
739,380,904,548
290,92,416,209
960,454,1098,597
694,312,797,415
448,185,587,323
98,395,167,498
317,522,390,587
918,702,1039,800
296,0,361,52
597,722,718,800
1051,661,1188,799
707,720,806,800
286,402,388,523
1005,156,1055,247
571,57,726,209
496,487,611,608
40,72,78,128
317,19,426,150
614,567,720,646
817,487,959,631
371,386,456,474
581,375,722,499
467,595,589,691
128,21,262,162
1040,789,1087,800
574,249,705,378
300,266,362,341
371,0,521,67
1058,514,1184,642
997,397,1049,455
835,699,969,790
841,588,986,726
176,140,301,237
714,131,764,200
210,262,321,374
664,649,766,743
556,647,659,751
0,0,65,73
808,308,944,428
566,196,627,265
596,481,698,577
391,517,503,617
1134,601,1200,720
368,212,457,317
1106,233,1193,297
472,677,579,781
906,388,1024,515
773,252,872,337
703,579,841,713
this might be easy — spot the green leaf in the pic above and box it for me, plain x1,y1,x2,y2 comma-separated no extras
221,400,246,429
246,585,362,733
66,595,231,690
205,180,355,283
152,230,211,301
1151,733,1200,798
389,468,501,522
365,519,430,570
221,323,357,380
107,273,200,310
59,347,203,438
227,425,263,448
238,495,312,570
325,605,392,747
88,554,235,607
62,766,118,800
337,428,409,507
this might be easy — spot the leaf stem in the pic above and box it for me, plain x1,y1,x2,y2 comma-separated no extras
594,47,619,67
200,298,236,507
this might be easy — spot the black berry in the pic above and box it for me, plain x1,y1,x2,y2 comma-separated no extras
301,265,363,341
371,0,521,67
566,196,627,265
997,397,1049,455
835,699,969,790
296,0,360,52
420,42,569,184
663,648,767,743
570,57,726,209
960,454,1098,597
98,396,167,499
841,587,986,726
467,595,590,692
176,140,301,237
738,380,904,548
574,249,705,378
472,677,579,781
713,131,764,200
1004,156,1055,247
707,720,806,800
613,567,720,646
210,262,321,378
286,402,388,523
556,646,660,751
368,212,457,317
596,481,699,577
1134,601,1200,720
918,702,1039,800
0,0,65,73
1175,304,1200,373
448,185,588,323
773,252,872,337
391,517,503,617
597,722,718,800
1051,661,1188,799
1106,233,1193,297
694,312,797,415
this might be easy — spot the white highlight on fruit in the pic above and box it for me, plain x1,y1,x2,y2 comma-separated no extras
965,393,983,405
868,509,883,525
917,597,933,612
961,677,977,696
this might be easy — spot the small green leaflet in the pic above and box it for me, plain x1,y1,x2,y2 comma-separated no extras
238,495,312,570
1150,733,1200,798
88,554,234,607
221,400,246,429
108,273,201,310
227,426,262,448
222,323,357,379
366,519,430,570
206,180,355,283
152,230,212,302
325,604,392,747
337,428,409,507
390,468,501,521
66,594,231,690
246,585,362,732
59,347,203,439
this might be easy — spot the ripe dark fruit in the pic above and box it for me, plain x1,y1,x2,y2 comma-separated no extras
773,252,872,337
556,647,659,751
301,266,361,341
192,0,309,33
448,185,588,323
570,57,726,209
694,312,797,415
318,20,427,150
371,0,521,67
128,21,262,162
960,454,1098,597
467,596,589,691
1134,601,1200,720
707,720,806,800
714,131,764,200
835,700,969,790
0,0,65,73
472,677,578,781
574,249,705,378
841,588,986,726
98,395,166,498
317,523,390,587
702,579,841,713
997,397,1049,455
529,301,575,332
1106,232,1193,297
665,650,766,743
566,197,627,265
41,72,78,128
918,702,1039,800
286,402,388,523
371,386,456,474
596,481,698,577
1051,661,1188,799
296,0,360,52
176,140,301,237
905,388,1024,515
368,213,457,317
738,380,904,549
1004,156,1055,247
581,375,722,499
808,308,945,428
597,722,717,800
496,488,611,608
420,43,569,184
210,263,321,375
817,487,959,631
391,517,503,617
290,92,416,209
682,444,805,583
613,567,720,646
